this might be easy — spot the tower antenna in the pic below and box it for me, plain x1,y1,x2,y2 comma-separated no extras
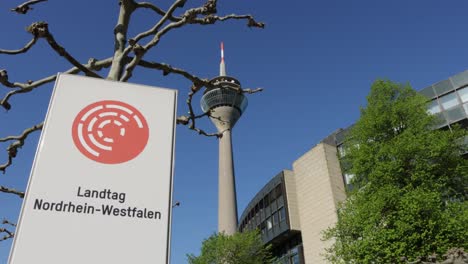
220,42,226,76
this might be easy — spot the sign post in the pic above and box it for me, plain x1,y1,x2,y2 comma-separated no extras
8,74,177,264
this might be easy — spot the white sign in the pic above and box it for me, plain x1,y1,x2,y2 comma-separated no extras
9,74,177,264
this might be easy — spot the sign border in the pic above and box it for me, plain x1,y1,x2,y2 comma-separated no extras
8,73,178,264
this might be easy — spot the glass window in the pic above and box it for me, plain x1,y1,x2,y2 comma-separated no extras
270,190,277,206
264,195,270,207
271,198,277,211
344,173,355,185
432,112,448,129
451,71,468,88
439,92,459,110
277,195,284,208
445,106,465,122
266,217,272,230
458,87,468,103
272,212,278,225
427,100,441,114
292,254,300,264
291,247,298,254
275,184,282,197
279,207,286,222
433,79,453,95
464,103,468,115
337,144,347,157
420,86,436,99
276,185,283,203
265,206,271,217
270,189,276,200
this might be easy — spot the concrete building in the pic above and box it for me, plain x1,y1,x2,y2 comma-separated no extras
239,70,468,263
239,140,347,263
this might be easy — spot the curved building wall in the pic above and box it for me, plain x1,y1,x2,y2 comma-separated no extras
239,171,305,263
239,142,346,263
239,171,291,243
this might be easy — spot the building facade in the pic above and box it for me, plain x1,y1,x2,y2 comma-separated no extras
239,142,346,263
239,170,303,263
421,70,468,130
238,70,468,263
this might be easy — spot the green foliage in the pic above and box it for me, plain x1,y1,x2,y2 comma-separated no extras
187,230,274,264
323,80,468,263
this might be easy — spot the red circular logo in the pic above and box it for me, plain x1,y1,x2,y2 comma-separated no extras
72,100,149,164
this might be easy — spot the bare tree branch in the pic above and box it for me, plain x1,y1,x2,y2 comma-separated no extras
137,59,220,136
135,1,182,22
180,84,263,138
107,0,137,80
142,0,218,49
190,14,265,28
0,227,14,242
185,84,221,138
243,88,263,94
0,122,44,143
0,186,24,198
120,0,264,82
10,0,47,14
137,59,263,137
138,60,211,87
0,36,39,55
130,0,186,45
0,122,43,173
25,22,102,78
0,57,114,110
0,70,16,90
2,220,17,227
138,60,263,95
176,83,221,138
120,0,187,82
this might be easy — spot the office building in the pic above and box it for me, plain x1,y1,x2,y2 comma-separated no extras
239,70,468,263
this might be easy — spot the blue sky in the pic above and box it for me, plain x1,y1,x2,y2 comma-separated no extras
0,0,467,263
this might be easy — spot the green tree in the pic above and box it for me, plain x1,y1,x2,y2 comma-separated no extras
323,80,468,263
187,230,274,264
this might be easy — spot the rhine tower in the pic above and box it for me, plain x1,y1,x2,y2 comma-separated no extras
200,43,248,234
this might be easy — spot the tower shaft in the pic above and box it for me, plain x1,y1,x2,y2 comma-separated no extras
210,105,240,235
217,128,238,234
